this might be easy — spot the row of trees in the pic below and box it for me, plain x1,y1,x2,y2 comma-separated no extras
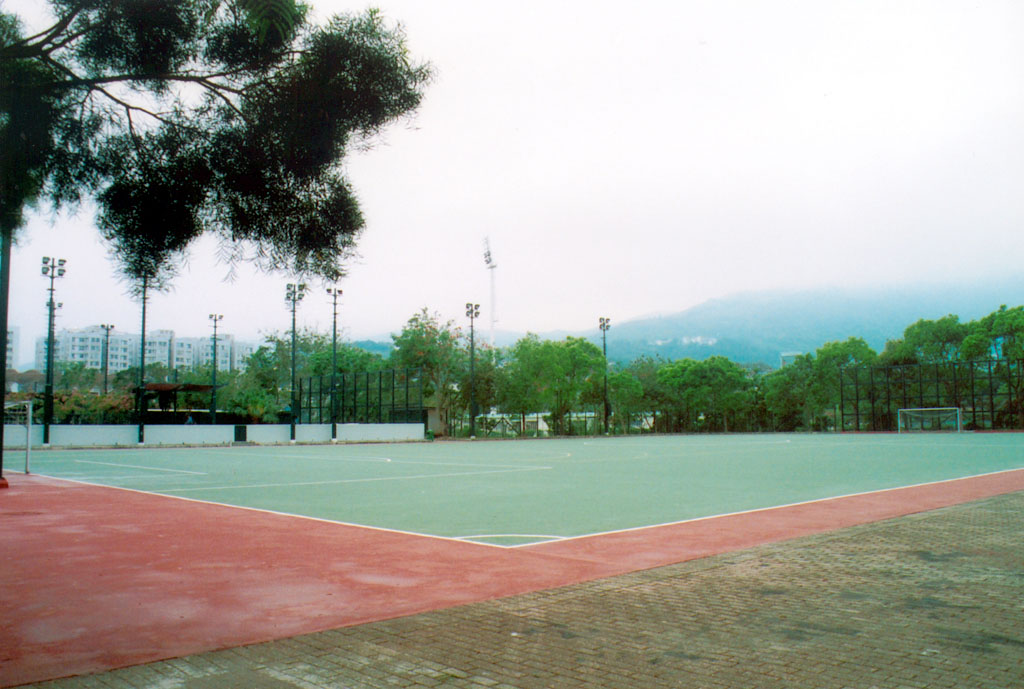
391,304,1024,435
398,305,1024,435
14,304,1024,433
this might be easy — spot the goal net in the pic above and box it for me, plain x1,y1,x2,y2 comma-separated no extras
4,399,33,473
897,407,962,434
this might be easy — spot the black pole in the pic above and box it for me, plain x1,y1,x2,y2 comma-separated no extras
101,325,113,395
209,314,221,424
328,287,341,438
600,317,611,435
0,231,11,486
137,276,147,444
286,283,305,440
291,296,297,440
41,257,65,444
466,303,479,437
43,280,56,444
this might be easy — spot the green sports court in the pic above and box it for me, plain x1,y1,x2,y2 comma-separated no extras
4,432,1024,687
22,433,1024,546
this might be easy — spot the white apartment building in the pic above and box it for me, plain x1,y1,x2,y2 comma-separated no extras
34,326,137,373
232,341,257,371
34,327,256,373
6,327,17,370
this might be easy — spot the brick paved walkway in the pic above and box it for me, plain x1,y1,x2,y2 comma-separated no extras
19,491,1024,689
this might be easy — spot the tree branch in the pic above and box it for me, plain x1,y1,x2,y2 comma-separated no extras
0,5,84,59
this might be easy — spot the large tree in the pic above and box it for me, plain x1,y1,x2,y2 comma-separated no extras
0,0,430,475
1,1,430,277
390,309,463,435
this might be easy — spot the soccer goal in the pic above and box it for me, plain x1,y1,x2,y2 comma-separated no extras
896,407,962,434
4,399,33,473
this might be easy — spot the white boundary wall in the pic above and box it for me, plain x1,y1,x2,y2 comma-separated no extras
4,423,425,448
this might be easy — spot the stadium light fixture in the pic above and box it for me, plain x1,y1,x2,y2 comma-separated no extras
100,324,115,394
41,256,67,445
466,302,480,438
209,314,223,424
599,317,611,435
326,287,343,438
285,283,307,441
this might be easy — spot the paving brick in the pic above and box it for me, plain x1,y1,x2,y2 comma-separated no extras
16,491,1024,689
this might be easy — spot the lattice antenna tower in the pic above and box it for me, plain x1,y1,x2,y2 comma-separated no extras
483,238,497,347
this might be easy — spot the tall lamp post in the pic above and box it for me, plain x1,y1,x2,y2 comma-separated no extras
465,302,480,438
208,314,223,424
286,283,306,441
136,275,149,444
41,257,66,445
326,287,342,439
100,324,114,394
599,316,611,435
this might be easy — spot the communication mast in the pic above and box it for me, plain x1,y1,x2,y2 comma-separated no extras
483,238,497,347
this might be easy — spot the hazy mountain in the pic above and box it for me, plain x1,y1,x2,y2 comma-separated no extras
357,278,1023,367
587,278,1024,366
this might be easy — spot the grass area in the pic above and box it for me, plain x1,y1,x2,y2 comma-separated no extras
26,433,1024,546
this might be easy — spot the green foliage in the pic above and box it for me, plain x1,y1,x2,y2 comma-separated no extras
812,337,876,412
497,335,603,435
762,354,815,431
658,356,751,432
49,389,133,424
608,369,644,433
56,361,98,391
223,385,278,422
1,1,432,280
456,345,501,418
390,308,463,433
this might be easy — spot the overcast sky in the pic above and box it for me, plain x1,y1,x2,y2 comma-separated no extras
6,0,1024,364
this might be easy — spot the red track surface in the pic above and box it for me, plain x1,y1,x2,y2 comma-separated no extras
3,468,1024,687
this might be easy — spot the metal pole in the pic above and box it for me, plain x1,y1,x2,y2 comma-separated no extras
466,303,479,437
101,324,114,394
291,292,297,439
327,287,341,438
209,314,222,423
43,284,55,444
137,275,148,444
40,257,66,444
286,283,305,440
0,231,11,485
600,317,611,435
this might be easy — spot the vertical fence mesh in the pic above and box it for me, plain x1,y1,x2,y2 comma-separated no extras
298,368,424,425
839,359,1023,431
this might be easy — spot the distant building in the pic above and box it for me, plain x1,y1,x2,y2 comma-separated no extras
35,326,137,373
780,352,803,367
34,327,257,374
145,329,175,369
6,327,17,370
231,341,257,372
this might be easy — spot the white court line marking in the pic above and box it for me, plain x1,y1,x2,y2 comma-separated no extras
262,452,571,468
74,460,207,475
456,534,567,543
27,472,514,549
164,466,552,492
510,465,1024,548
307,456,545,469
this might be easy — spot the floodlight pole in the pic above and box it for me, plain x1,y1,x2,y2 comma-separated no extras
0,231,11,486
286,283,306,441
41,257,67,445
484,239,497,347
466,302,480,438
100,324,114,395
327,287,342,439
137,275,148,444
209,314,222,424
599,317,611,435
